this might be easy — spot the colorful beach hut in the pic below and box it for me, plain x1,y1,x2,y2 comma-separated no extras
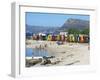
56,35,61,41
41,33,47,40
32,34,37,40
61,35,65,41
36,35,39,40
42,35,47,40
74,34,79,42
65,35,68,42
79,34,84,43
47,34,52,41
52,35,56,41
83,35,89,43
68,34,75,42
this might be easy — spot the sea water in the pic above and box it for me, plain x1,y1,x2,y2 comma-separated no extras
26,48,49,57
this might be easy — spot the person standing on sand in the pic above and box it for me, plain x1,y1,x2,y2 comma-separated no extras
44,44,47,48
88,43,90,50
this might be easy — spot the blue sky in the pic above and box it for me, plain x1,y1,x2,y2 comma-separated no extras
26,12,89,27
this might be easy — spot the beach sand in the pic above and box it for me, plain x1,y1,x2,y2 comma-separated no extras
26,40,90,67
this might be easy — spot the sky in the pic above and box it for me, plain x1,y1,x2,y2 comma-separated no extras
26,12,89,27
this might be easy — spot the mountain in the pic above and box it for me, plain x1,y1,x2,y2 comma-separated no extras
26,18,89,35
61,18,89,30
26,24,58,34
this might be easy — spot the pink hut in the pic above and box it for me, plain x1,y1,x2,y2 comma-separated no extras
60,32,68,41
61,35,65,41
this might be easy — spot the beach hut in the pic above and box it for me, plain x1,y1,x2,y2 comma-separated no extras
32,34,37,40
79,34,84,43
42,35,47,40
68,34,75,42
40,33,47,40
38,33,43,40
60,32,68,41
61,35,65,41
56,35,61,41
52,34,57,41
47,34,52,41
83,35,89,43
65,35,68,42
52,35,55,41
36,35,39,40
74,34,79,42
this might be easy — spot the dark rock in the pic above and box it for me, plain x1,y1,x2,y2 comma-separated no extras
26,58,42,67
41,59,51,65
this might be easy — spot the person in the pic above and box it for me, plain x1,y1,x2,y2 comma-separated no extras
44,44,47,47
40,45,42,49
88,43,90,50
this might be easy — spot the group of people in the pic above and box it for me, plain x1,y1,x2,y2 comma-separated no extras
35,44,48,50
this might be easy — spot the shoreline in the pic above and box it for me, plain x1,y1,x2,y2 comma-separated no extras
26,40,90,67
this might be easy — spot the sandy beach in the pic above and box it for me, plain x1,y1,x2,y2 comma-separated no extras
26,40,89,67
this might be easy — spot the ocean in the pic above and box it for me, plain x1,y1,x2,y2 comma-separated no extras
26,48,49,57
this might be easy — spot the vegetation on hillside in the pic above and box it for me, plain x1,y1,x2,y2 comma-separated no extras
67,28,89,35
